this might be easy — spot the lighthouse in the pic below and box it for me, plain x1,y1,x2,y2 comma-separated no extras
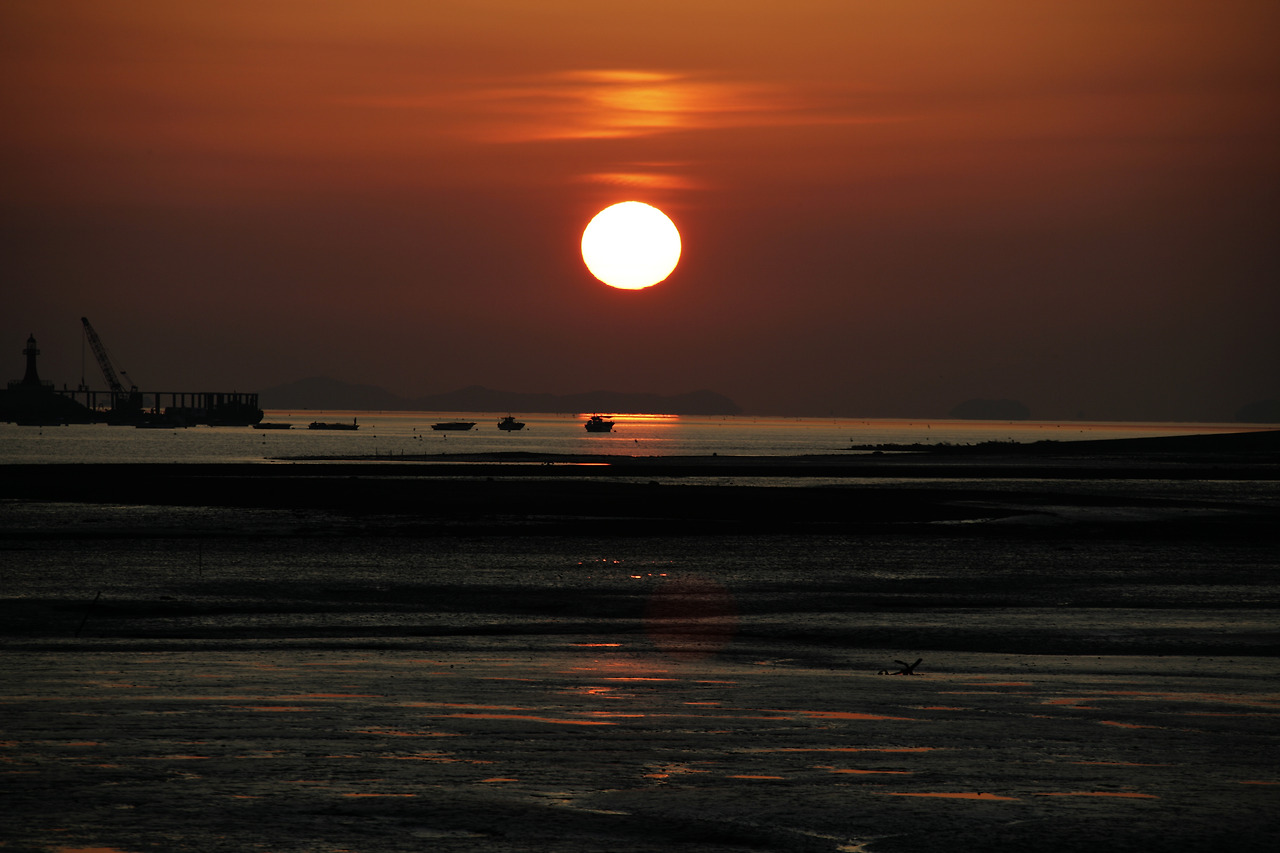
21,334,48,389
2,332,92,423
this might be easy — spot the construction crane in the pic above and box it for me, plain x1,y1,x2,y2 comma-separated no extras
80,317,139,400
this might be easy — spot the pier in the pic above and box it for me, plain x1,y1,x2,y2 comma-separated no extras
54,388,264,426
2,331,262,426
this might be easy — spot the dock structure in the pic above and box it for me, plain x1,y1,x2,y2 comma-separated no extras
58,388,261,414
55,388,264,426
2,331,263,426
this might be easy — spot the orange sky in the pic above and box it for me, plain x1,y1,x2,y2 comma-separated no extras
3,1,1277,419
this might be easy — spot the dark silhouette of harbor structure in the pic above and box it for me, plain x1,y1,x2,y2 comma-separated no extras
61,387,265,426
1,330,262,426
0,333,95,424
20,333,45,388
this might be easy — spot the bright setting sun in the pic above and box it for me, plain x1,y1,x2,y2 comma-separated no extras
580,201,681,290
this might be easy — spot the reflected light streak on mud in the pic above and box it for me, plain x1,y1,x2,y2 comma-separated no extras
762,709,919,721
431,713,615,726
645,577,738,660
883,792,1019,801
750,747,940,753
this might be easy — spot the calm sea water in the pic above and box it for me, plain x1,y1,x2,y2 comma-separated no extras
0,411,1258,464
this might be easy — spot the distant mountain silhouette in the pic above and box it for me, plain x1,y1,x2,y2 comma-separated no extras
1235,398,1280,423
258,377,407,411
259,378,741,416
949,398,1030,420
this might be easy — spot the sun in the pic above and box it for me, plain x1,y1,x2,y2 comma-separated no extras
581,201,681,290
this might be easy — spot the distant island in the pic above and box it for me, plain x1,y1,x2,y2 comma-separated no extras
258,377,742,416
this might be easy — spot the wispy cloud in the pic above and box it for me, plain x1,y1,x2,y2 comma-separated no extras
351,69,892,144
574,161,703,191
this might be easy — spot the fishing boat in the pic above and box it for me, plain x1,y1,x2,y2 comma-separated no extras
497,415,525,431
431,421,475,431
584,415,614,433
308,418,358,430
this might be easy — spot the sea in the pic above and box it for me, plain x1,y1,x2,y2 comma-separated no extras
0,411,1264,464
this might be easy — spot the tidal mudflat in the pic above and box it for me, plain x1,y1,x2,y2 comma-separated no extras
2,451,1277,852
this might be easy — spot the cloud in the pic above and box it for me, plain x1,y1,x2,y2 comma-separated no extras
348,69,895,144
577,164,703,191
339,69,899,192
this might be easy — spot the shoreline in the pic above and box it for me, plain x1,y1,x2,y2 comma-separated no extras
2,430,1276,540
2,429,1276,524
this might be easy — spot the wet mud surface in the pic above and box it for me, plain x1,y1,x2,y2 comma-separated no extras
2,642,1276,853
2,455,1277,852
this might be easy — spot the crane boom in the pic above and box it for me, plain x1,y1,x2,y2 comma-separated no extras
80,317,135,393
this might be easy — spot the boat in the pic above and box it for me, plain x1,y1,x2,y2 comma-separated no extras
253,422,293,430
584,415,614,433
431,421,475,431
308,418,359,430
497,415,525,431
